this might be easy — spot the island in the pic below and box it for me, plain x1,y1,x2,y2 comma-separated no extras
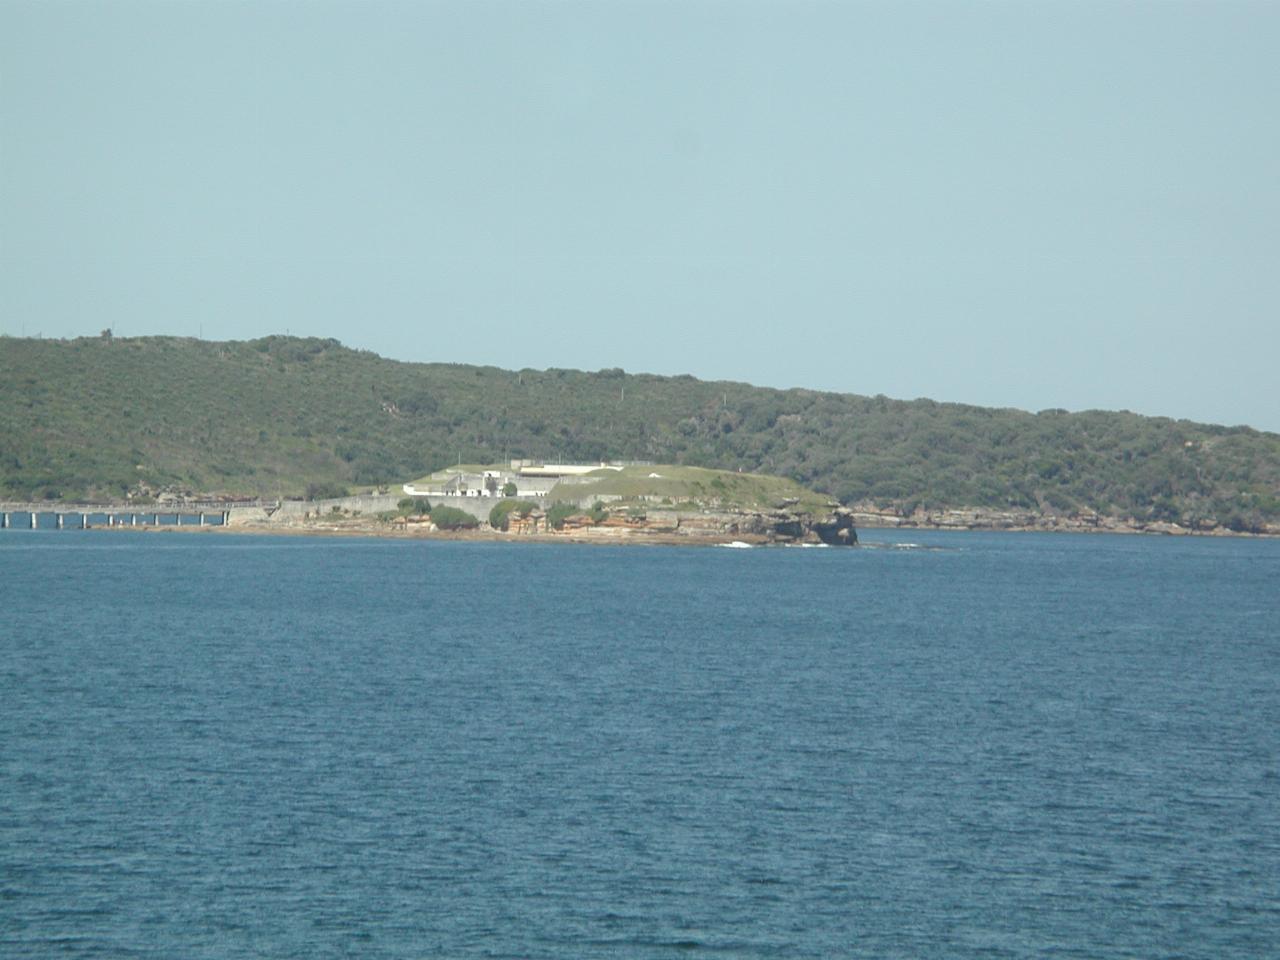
217,461,859,546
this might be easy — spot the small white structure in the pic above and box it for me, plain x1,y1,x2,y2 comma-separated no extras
516,462,619,478
404,461,619,499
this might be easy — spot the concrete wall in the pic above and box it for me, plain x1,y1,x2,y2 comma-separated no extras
224,491,620,527
227,494,402,525
405,478,560,498
506,478,559,497
425,496,549,522
226,505,275,525
271,494,403,518
389,494,619,523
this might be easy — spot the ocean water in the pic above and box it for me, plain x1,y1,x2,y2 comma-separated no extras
2,529,1277,958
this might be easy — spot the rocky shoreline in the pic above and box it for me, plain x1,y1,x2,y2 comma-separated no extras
530,506,859,546
113,505,862,546
73,500,1280,541
846,503,1280,537
240,504,860,547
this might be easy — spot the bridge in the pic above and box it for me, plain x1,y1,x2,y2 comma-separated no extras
0,500,271,530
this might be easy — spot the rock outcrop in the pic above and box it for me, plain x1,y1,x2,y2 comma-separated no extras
809,507,859,545
539,507,858,545
844,500,1280,537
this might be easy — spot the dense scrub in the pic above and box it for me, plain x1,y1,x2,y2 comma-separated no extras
488,499,537,530
428,505,478,531
2,335,1277,528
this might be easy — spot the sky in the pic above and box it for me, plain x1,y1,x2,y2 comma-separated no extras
2,0,1278,432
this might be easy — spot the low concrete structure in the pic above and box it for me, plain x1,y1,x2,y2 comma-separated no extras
515,462,619,478
403,461,620,501
0,502,233,530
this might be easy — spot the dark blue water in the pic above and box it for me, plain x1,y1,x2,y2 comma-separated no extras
3,530,1278,958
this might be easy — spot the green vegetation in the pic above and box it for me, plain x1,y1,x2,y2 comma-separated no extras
488,498,537,530
397,497,431,516
305,480,349,501
543,500,608,529
544,464,832,515
546,502,579,530
2,334,1278,529
428,505,478,530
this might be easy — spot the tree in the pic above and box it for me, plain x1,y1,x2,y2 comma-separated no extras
490,499,537,529
429,505,478,530
306,481,348,500
489,500,515,529
546,502,578,530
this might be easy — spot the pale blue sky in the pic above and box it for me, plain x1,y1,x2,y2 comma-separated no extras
3,0,1277,431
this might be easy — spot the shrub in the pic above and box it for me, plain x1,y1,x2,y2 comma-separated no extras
588,500,609,523
430,505,479,530
546,502,579,530
306,481,348,501
502,481,518,497
489,498,538,530
1223,510,1264,534
397,497,431,515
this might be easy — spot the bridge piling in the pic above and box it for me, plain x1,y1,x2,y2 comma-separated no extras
3,500,268,532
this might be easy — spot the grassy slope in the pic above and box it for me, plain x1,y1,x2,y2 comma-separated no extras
408,464,831,513
547,465,833,514
2,334,1278,529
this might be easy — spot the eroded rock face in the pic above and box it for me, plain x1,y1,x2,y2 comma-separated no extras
771,515,807,540
532,506,858,545
809,507,859,546
751,507,858,545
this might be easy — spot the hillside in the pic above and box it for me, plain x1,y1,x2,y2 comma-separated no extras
2,334,1278,531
